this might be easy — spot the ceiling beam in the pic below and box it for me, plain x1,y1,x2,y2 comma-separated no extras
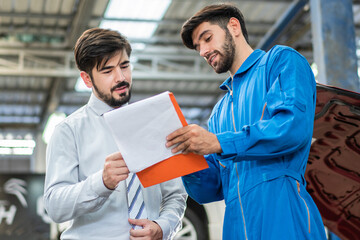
67,0,99,48
0,25,67,36
256,0,309,51
99,17,274,29
0,12,72,19
0,48,224,81
0,123,38,129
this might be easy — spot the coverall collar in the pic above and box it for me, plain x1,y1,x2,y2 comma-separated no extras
220,49,265,90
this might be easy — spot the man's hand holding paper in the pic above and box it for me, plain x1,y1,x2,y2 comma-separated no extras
166,124,222,155
103,91,208,187
102,152,130,190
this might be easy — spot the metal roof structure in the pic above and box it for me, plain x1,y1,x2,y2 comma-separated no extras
0,0,359,171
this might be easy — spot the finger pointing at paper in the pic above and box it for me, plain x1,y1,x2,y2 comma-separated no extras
166,124,222,155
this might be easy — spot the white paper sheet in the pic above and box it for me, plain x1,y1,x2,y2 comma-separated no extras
103,91,183,173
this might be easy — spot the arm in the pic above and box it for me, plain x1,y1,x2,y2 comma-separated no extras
182,154,223,204
167,49,316,161
217,49,316,160
43,123,128,223
153,177,187,240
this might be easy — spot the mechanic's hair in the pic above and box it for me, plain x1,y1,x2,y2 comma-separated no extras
181,3,249,49
74,28,132,76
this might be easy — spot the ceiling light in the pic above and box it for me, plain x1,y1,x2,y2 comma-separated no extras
0,139,36,148
100,0,171,39
0,139,36,156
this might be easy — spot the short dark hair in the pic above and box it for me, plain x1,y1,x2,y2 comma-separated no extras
74,28,132,76
180,3,249,49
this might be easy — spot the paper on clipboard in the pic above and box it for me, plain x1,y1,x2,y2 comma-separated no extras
103,91,208,187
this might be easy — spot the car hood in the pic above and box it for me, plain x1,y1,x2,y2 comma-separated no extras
305,83,360,240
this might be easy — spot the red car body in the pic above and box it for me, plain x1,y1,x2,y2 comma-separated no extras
306,83,360,240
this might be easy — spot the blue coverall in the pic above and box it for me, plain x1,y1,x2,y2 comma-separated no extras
182,45,327,240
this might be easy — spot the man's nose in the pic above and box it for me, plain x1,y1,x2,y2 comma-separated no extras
199,45,209,58
115,67,126,82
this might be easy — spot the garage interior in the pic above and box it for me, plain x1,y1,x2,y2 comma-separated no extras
0,0,359,239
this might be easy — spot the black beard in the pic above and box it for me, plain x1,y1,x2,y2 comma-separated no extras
93,81,131,108
214,29,236,74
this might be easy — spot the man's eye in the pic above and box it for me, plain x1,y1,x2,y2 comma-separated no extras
103,70,112,74
121,64,130,69
205,36,212,42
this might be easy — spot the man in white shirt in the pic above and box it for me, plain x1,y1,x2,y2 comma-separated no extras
43,28,187,240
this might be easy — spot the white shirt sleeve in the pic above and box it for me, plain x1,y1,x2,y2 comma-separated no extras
43,122,112,223
156,178,187,240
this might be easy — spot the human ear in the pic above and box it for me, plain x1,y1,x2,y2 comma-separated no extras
80,71,93,88
228,17,242,37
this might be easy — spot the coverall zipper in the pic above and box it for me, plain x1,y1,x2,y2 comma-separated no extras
236,164,248,240
225,81,237,132
225,81,248,240
297,181,311,233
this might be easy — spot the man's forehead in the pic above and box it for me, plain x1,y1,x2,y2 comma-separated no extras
114,49,129,62
100,50,129,68
192,22,218,42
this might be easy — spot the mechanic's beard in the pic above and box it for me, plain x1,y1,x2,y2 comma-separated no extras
93,81,131,108
214,30,236,74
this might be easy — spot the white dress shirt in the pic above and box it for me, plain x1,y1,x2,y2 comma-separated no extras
43,93,187,240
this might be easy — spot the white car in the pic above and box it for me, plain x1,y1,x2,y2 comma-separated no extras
174,199,225,240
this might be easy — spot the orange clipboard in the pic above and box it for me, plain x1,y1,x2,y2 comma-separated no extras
136,92,209,188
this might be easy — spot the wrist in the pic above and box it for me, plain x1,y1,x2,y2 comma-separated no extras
213,134,222,153
152,221,163,239
102,174,115,190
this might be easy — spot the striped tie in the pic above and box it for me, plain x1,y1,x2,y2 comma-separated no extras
126,173,147,229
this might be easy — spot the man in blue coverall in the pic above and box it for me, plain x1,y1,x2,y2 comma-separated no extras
166,3,327,240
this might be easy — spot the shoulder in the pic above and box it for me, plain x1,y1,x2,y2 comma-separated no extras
264,45,312,76
48,106,88,146
63,105,88,124
266,45,308,65
54,105,88,134
268,45,299,55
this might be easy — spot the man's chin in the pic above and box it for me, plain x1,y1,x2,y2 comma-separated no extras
113,91,127,99
211,63,226,74
214,67,228,74
111,92,131,107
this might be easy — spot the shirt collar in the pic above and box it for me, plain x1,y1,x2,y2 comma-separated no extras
220,49,265,90
87,93,120,116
